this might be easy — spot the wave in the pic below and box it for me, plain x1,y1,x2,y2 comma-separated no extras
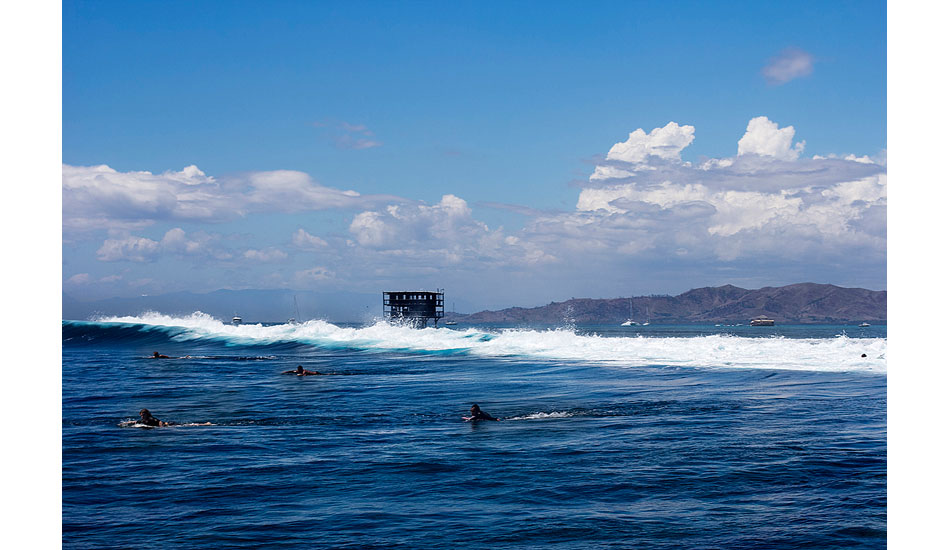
64,312,886,374
508,411,576,420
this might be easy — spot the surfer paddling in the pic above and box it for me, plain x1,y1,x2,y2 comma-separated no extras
282,365,323,376
465,403,500,422
152,352,170,359
138,408,170,427
129,409,210,428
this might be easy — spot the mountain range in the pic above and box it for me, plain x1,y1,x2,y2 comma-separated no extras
446,283,885,324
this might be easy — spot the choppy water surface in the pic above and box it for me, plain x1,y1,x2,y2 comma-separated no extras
63,316,886,549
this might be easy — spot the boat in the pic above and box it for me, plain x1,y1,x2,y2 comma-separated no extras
231,315,242,325
750,318,775,326
288,295,301,324
445,303,458,325
858,322,870,327
621,298,638,326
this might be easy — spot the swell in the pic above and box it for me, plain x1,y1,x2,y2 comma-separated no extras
62,319,192,347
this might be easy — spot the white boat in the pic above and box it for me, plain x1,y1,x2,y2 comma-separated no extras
445,303,458,325
750,318,775,326
858,322,870,327
232,315,242,325
621,298,638,326
288,295,301,324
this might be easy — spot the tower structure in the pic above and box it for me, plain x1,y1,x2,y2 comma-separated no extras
383,290,444,328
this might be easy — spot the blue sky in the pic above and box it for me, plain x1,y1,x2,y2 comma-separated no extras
61,0,887,309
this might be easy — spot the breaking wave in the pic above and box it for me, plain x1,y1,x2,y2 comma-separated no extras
63,312,886,374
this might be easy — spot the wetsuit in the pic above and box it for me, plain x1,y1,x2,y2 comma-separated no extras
471,410,499,421
140,416,162,427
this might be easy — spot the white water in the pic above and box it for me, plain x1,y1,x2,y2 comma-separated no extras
509,411,577,420
96,312,886,374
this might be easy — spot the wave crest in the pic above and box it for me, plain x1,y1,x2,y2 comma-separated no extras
67,313,886,373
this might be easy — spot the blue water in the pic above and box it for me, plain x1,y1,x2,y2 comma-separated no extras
63,318,886,548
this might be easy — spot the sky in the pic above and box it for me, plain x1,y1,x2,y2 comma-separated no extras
61,0,888,310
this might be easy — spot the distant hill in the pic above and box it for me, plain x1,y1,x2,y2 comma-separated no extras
447,283,886,324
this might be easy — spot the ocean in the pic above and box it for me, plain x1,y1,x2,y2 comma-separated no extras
62,314,886,549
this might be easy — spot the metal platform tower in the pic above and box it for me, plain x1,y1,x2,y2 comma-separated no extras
383,290,445,328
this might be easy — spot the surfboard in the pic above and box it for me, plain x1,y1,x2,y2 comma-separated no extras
119,421,155,428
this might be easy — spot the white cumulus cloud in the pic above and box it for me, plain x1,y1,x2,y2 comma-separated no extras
349,194,482,249
591,122,695,180
242,170,369,212
63,164,222,235
63,164,403,238
737,116,805,160
562,117,886,266
96,235,162,262
347,194,556,269
95,228,232,263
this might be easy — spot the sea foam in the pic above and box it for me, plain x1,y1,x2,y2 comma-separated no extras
92,313,886,374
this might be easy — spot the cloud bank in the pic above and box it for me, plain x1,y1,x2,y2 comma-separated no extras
577,116,884,264
64,115,885,302
63,164,404,237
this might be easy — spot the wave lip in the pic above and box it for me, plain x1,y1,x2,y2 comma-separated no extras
69,313,886,374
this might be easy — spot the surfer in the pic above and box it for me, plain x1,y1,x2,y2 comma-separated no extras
282,365,323,376
152,352,170,359
139,409,169,427
467,403,500,421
